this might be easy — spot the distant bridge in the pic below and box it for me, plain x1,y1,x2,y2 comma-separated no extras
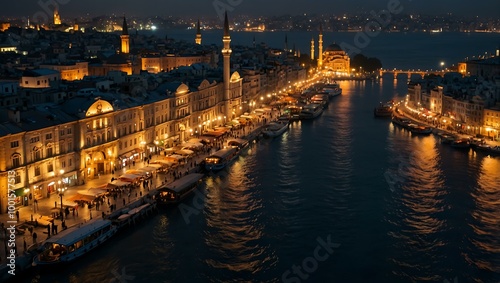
379,69,448,79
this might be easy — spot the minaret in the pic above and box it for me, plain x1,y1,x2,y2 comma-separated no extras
195,19,202,45
121,17,130,54
284,34,288,52
73,18,79,32
54,8,61,25
222,11,232,113
310,37,315,60
318,23,323,69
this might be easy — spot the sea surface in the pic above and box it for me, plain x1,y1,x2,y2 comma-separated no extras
26,32,500,283
157,30,499,70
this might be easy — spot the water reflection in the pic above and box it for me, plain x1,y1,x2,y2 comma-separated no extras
466,157,500,276
203,156,277,282
388,133,448,281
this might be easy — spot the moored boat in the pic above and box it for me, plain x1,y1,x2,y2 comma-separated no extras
391,116,411,129
155,173,204,204
322,83,342,97
227,138,249,150
262,121,289,138
374,101,394,117
299,103,323,120
408,124,433,135
204,147,238,172
474,144,500,156
33,219,117,266
450,138,471,149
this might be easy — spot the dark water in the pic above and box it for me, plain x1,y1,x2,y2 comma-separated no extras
27,79,500,283
156,30,499,70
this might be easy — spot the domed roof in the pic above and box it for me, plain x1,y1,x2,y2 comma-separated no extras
325,43,343,52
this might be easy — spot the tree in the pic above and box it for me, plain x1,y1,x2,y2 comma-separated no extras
350,54,382,73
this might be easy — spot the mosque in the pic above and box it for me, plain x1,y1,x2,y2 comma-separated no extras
310,24,351,75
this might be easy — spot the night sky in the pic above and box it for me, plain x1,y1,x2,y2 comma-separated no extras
0,0,498,18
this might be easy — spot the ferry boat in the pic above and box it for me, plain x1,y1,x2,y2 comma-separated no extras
391,116,411,129
310,94,329,108
299,103,323,120
33,219,117,266
155,173,204,204
262,121,289,138
374,101,394,117
408,124,433,135
205,147,238,172
322,83,342,97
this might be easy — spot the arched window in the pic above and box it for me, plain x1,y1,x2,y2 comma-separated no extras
46,143,53,157
32,146,41,161
11,153,21,168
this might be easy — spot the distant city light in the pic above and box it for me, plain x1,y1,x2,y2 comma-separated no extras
151,25,157,30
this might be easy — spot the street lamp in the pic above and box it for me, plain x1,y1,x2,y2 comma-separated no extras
57,180,66,220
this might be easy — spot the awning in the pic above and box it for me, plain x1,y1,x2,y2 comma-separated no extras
110,180,131,187
174,149,194,156
13,188,25,197
78,188,107,196
66,193,96,203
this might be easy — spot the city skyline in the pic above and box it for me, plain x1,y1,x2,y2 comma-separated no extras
1,0,499,19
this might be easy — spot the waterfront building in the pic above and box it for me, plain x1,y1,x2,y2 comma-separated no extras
484,107,500,140
458,55,500,79
0,13,250,214
322,43,350,75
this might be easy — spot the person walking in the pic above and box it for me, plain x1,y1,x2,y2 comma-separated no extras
32,231,38,244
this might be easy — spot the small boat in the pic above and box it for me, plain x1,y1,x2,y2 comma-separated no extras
440,134,456,144
227,138,249,150
262,121,289,138
408,124,433,135
474,144,500,156
205,147,238,172
299,103,323,120
33,219,117,266
322,83,342,97
391,116,411,129
374,101,394,117
310,94,329,108
155,173,204,204
450,138,470,149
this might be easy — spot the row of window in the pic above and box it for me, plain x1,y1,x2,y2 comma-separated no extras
11,128,73,148
11,155,72,175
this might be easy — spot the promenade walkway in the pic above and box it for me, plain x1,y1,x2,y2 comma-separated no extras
398,106,500,147
0,108,278,269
